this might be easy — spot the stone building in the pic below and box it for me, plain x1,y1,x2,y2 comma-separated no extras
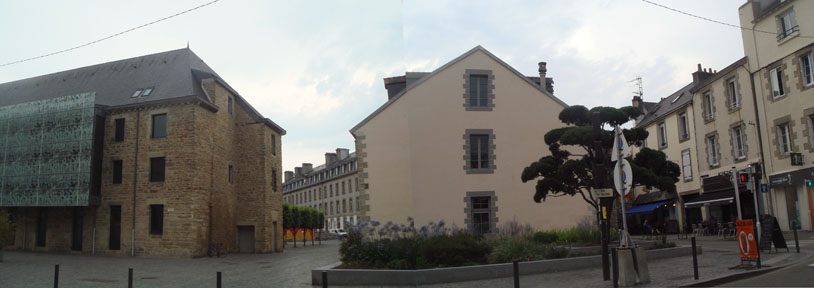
283,148,361,230
350,46,594,232
0,48,286,257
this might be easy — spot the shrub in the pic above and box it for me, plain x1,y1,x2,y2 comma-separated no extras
418,234,490,268
488,236,545,263
532,231,558,244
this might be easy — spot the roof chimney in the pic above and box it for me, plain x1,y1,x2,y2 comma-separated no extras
336,148,350,160
325,153,338,165
284,171,294,182
294,167,303,178
538,62,547,79
632,96,642,109
692,63,714,86
302,163,313,174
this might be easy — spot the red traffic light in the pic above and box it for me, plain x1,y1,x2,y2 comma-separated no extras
739,173,749,183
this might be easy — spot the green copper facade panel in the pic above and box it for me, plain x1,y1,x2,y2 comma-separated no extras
0,93,96,206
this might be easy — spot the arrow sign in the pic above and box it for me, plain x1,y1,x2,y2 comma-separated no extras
613,159,633,196
611,125,631,162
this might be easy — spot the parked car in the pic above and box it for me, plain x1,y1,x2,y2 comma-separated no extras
329,228,348,239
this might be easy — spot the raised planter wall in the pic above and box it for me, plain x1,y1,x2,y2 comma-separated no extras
312,245,701,286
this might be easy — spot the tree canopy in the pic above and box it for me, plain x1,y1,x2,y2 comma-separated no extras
521,105,680,211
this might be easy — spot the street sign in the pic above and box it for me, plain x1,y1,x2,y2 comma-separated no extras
736,220,758,260
760,184,768,193
613,159,633,196
592,188,614,198
611,126,631,162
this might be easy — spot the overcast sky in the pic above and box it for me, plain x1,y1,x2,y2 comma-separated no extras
0,0,747,174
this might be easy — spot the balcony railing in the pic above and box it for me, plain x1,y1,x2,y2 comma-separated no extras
777,25,799,41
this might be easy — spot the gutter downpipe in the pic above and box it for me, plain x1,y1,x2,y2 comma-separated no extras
748,18,774,217
131,110,141,256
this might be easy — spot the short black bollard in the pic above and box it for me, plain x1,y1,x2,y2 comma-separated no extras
691,237,699,280
322,271,328,288
611,248,618,288
54,264,59,288
217,271,222,288
513,260,519,288
794,227,800,253
128,268,133,288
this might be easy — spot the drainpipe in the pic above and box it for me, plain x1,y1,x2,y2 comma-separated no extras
131,110,141,256
92,209,96,255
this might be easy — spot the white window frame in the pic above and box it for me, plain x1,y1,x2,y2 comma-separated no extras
727,78,739,109
808,115,814,147
778,124,791,154
707,135,719,166
678,112,689,141
732,126,746,159
681,150,692,180
657,122,667,148
800,53,813,87
776,8,798,42
704,92,715,120
770,67,785,98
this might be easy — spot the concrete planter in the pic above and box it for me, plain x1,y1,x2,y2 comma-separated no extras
312,245,701,286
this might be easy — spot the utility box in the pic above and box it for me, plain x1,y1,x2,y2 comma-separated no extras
617,246,650,286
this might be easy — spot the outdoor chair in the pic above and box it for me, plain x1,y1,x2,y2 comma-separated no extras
690,224,698,237
727,222,736,238
717,222,726,239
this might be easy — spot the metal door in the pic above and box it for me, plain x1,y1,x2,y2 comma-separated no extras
238,226,255,253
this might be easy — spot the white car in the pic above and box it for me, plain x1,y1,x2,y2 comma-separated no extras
329,228,348,239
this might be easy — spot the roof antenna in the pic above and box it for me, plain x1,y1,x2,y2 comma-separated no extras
629,76,643,99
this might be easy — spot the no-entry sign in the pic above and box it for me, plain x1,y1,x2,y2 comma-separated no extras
736,220,758,259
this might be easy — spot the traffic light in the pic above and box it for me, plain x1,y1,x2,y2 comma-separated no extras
738,171,750,183
806,179,813,188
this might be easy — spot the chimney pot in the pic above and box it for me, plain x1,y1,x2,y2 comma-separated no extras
697,64,702,71
538,62,547,80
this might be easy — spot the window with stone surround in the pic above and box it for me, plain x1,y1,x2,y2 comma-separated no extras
706,134,719,166
778,123,791,155
150,204,164,235
776,8,798,42
464,191,497,234
114,118,125,142
464,129,496,174
703,92,715,121
770,67,785,98
463,70,495,111
732,125,746,159
681,150,692,180
272,168,278,192
678,112,689,141
151,113,167,139
727,77,739,109
657,122,667,148
150,157,165,182
801,53,814,87
808,115,814,149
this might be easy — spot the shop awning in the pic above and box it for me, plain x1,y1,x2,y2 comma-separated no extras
626,201,668,215
683,190,734,208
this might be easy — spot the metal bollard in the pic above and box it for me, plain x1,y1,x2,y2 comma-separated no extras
217,271,222,288
611,248,618,288
54,264,59,288
794,227,800,253
128,268,133,288
322,271,328,288
513,260,519,288
691,237,698,280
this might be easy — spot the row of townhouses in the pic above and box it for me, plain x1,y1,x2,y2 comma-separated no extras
632,0,814,233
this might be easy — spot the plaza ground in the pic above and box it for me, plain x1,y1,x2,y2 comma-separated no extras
1,232,812,287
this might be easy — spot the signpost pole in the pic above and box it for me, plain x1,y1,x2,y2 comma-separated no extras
612,125,632,247
732,167,743,220
592,112,610,281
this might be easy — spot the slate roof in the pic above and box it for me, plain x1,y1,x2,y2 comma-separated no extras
635,82,695,128
0,48,285,134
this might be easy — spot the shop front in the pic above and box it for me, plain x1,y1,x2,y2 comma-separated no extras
768,167,814,231
682,174,756,234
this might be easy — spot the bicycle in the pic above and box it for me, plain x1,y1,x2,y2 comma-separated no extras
209,243,227,257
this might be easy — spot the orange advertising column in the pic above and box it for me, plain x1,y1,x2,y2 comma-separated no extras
736,220,758,260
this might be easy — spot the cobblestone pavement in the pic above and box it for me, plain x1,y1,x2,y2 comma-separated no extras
2,233,813,287
0,240,340,288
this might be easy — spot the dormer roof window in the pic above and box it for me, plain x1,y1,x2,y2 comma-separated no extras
131,87,154,98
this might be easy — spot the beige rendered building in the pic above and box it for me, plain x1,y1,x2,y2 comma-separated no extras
741,0,814,231
350,46,594,232
283,148,362,230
